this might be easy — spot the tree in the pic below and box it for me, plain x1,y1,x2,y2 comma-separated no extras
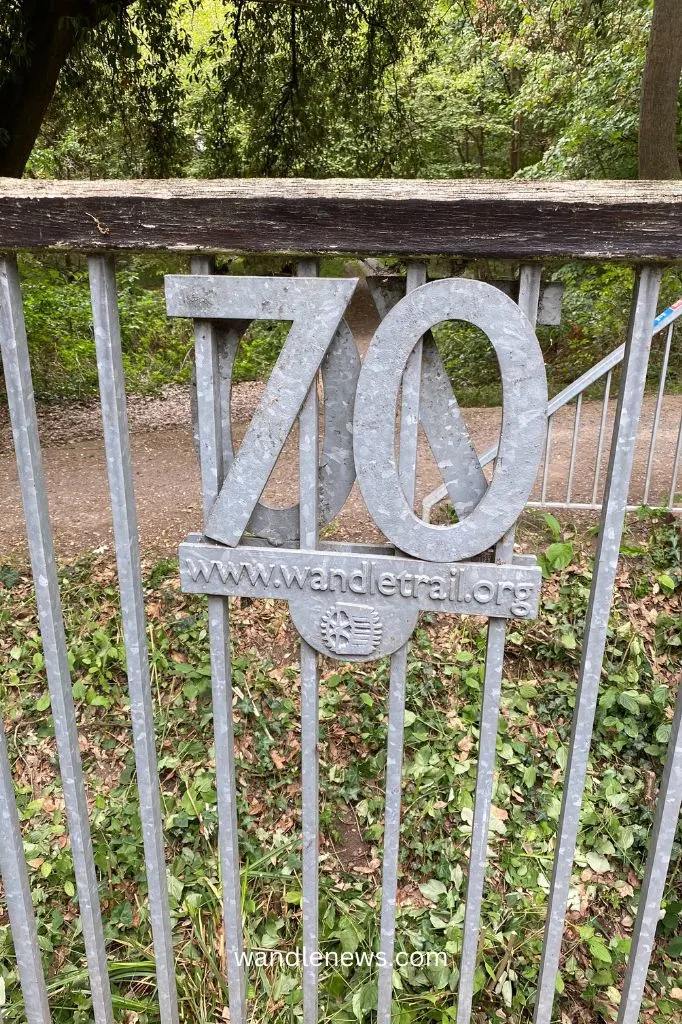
0,2,82,177
0,1,192,177
639,0,682,178
0,0,432,179
384,0,651,181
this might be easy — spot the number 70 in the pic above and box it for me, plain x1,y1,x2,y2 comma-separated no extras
165,273,547,563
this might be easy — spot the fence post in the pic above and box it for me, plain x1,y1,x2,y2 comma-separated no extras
456,265,542,1024
191,256,248,1024
376,261,427,1024
617,675,682,1023
0,256,114,1024
533,266,663,1023
88,256,179,1024
0,713,52,1024
297,257,322,1024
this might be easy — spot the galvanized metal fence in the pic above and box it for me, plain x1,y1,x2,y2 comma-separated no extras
423,296,682,520
1,179,682,1024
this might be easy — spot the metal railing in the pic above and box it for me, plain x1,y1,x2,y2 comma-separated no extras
422,297,682,520
1,179,682,1024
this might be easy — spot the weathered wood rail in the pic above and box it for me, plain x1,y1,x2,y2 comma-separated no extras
1,178,682,258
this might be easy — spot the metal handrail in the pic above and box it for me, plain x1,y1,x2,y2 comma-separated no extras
422,298,682,520
1,188,682,1024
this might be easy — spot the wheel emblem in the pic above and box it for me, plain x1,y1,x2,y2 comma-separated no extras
320,603,382,657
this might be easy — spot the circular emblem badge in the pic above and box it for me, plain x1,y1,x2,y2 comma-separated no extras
320,602,382,657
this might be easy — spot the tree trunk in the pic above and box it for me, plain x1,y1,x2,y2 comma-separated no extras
0,2,133,178
639,0,682,179
0,8,81,177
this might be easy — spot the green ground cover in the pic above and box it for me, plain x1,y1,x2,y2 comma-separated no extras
0,510,681,1022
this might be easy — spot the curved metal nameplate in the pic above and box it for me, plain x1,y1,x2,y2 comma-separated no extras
179,539,543,661
353,278,547,562
288,592,419,662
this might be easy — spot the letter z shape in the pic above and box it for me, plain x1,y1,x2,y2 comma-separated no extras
166,275,357,546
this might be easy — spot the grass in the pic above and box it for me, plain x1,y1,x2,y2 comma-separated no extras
0,510,681,1022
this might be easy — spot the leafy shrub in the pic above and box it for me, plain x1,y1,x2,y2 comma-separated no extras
0,256,288,405
1,512,681,1022
434,264,682,407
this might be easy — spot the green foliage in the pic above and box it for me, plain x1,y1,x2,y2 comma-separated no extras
432,320,503,408
1,513,681,1021
0,255,288,404
433,263,682,407
1,1,195,179
547,264,682,398
22,0,435,180
232,320,289,383
20,0,678,182
193,0,432,177
13,255,189,402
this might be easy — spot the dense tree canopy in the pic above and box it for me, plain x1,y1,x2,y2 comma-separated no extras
0,1,680,179
1,0,433,177
0,1,191,176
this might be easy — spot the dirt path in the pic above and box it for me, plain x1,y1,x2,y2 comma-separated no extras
1,281,681,558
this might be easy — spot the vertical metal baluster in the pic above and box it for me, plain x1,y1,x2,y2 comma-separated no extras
0,256,114,1024
88,257,179,1024
592,370,612,506
566,394,582,503
0,714,52,1024
541,415,553,505
296,258,321,1024
456,264,542,1024
397,262,427,497
191,256,247,1024
669,412,682,509
377,261,427,1024
617,674,682,1024
533,266,662,1024
644,323,673,504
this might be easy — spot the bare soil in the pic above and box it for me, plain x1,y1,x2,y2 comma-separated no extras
1,279,680,558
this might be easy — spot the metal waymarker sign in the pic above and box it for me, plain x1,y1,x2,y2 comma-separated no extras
165,273,548,660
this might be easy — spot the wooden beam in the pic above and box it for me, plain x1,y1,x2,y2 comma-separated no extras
1,178,681,259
